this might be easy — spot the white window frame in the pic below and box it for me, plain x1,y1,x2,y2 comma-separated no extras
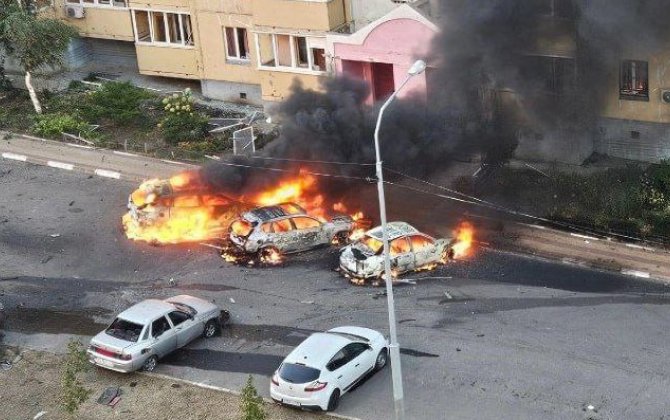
66,0,127,8
131,9,194,48
254,32,327,75
224,27,250,63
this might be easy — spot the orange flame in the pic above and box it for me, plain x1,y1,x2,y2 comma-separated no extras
452,221,475,259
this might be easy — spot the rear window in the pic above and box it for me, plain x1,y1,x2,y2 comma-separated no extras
231,220,253,237
278,363,321,384
106,318,144,343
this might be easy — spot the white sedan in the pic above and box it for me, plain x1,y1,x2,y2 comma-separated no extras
270,326,388,411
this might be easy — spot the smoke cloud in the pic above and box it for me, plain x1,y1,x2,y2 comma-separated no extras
202,0,670,209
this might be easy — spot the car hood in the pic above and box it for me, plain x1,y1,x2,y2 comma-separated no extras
90,330,136,352
166,295,218,315
341,243,377,261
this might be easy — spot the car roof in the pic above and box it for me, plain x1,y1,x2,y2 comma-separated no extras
243,202,307,223
285,332,358,369
366,222,419,241
117,299,175,324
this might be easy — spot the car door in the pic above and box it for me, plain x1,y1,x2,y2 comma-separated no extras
340,343,371,390
270,218,299,252
326,347,355,390
409,234,438,267
167,310,201,348
149,316,178,357
290,216,324,250
389,237,414,273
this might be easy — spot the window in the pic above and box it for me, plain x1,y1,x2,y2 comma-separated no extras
409,235,434,252
67,0,127,6
279,363,321,383
132,10,194,47
521,56,576,95
292,217,321,230
311,48,325,71
344,343,369,360
106,318,144,342
167,311,190,327
326,349,349,371
390,237,411,256
620,60,649,101
261,223,274,233
224,27,250,61
151,316,172,338
256,33,326,73
273,219,293,233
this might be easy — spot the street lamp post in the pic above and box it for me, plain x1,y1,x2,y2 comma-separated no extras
373,59,427,420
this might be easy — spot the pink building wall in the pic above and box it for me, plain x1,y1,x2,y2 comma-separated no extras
333,18,437,103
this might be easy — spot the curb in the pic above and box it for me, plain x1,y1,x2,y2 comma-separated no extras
139,372,364,420
2,150,127,181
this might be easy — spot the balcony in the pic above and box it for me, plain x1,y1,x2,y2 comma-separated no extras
136,44,199,79
58,0,134,41
252,0,346,32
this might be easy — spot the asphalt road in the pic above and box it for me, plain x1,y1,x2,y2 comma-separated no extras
2,160,670,420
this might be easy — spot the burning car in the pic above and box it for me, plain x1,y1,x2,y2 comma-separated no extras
226,202,354,264
123,173,249,244
339,222,457,284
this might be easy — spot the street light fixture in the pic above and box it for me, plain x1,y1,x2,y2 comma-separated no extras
373,59,427,420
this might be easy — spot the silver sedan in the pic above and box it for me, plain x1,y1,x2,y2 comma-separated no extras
87,295,227,373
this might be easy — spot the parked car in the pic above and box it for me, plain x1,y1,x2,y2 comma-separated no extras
228,202,354,260
339,222,455,282
125,178,248,239
271,326,388,411
87,295,228,373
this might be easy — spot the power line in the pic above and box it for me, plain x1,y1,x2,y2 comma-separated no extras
250,156,376,166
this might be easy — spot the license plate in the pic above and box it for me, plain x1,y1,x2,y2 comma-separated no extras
283,398,299,407
95,357,113,367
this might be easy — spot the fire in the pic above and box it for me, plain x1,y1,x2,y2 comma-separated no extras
451,221,475,259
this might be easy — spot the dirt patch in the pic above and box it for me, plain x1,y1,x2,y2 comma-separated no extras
0,348,328,420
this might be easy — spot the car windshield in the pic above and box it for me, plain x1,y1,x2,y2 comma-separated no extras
106,318,144,343
231,219,253,237
168,301,196,316
278,363,321,384
359,235,383,254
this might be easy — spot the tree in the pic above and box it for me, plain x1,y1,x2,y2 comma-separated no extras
0,1,78,113
239,375,267,420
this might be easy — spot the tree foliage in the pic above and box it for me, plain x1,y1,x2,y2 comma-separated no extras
239,375,267,420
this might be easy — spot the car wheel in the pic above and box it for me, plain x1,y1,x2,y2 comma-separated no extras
142,355,158,372
374,348,388,371
326,389,340,411
204,319,219,338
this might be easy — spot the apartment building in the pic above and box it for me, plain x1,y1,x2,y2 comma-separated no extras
53,0,419,105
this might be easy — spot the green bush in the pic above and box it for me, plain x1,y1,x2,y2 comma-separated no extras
239,375,266,420
159,89,209,144
32,113,91,138
81,81,154,124
60,340,92,414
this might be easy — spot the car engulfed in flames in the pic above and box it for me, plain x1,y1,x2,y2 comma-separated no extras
122,172,249,244
339,221,475,285
222,202,357,266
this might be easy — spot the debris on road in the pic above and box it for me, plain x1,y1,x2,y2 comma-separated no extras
444,291,453,300
33,411,47,419
0,360,12,370
96,386,122,406
229,298,236,304
48,234,61,238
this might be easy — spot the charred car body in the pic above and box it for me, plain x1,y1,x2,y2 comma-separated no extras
227,203,354,262
124,178,248,240
339,222,455,283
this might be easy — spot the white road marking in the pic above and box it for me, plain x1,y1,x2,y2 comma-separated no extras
94,169,121,179
47,161,74,171
205,155,221,160
1,152,27,161
113,151,138,157
570,233,599,241
527,224,546,230
161,159,187,165
66,143,94,149
621,269,651,279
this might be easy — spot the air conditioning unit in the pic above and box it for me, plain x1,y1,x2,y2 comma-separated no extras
65,5,85,19
661,89,670,104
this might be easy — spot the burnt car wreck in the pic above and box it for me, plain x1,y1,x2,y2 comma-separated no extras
223,202,354,265
339,222,456,285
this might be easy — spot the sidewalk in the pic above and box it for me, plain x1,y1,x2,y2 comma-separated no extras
3,131,670,284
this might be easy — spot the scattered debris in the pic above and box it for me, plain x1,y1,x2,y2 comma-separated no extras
0,360,12,370
49,233,61,238
168,278,176,287
300,300,314,305
229,298,236,304
33,411,47,419
171,383,181,389
456,348,461,352
41,256,53,264
96,386,122,406
129,382,137,388
587,405,595,411
444,291,453,300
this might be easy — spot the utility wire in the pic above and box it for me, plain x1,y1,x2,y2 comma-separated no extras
250,156,376,166
209,159,374,182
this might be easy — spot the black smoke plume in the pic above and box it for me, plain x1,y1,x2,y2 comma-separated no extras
202,0,670,209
